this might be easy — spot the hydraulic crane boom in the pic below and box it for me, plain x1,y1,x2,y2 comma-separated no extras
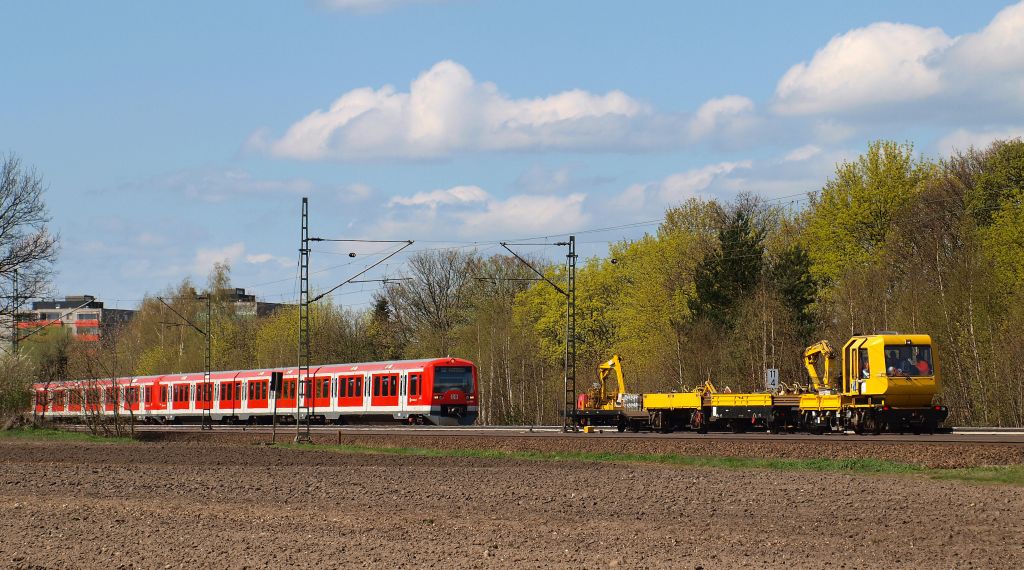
803,340,836,391
597,354,626,402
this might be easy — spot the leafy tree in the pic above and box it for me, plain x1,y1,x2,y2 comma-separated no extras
969,138,1024,225
803,140,933,289
975,139,1024,291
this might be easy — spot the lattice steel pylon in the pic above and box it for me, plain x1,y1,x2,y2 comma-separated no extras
201,294,213,431
562,236,577,431
295,197,313,444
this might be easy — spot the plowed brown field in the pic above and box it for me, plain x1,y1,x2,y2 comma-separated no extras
1,437,1022,568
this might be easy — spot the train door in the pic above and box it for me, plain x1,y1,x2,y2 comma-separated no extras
407,372,422,409
310,375,331,410
337,375,359,411
277,376,297,410
845,338,866,395
398,373,408,412
219,381,240,414
371,373,399,409
247,378,269,412
363,373,371,412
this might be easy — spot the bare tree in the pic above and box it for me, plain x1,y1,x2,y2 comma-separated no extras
383,250,476,356
0,154,59,329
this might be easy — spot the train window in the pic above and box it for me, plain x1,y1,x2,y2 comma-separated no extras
433,366,474,393
410,374,420,396
884,344,933,376
390,376,397,396
345,377,352,398
357,378,363,397
373,377,380,397
320,379,329,399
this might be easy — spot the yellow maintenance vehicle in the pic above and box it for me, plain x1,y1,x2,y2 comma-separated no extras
574,332,948,435
573,354,628,427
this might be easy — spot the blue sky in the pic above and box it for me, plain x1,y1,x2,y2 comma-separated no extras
3,0,1023,310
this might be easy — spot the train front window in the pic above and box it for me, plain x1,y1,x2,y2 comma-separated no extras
433,366,473,393
884,345,933,376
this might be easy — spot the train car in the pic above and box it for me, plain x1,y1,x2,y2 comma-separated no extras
33,357,478,426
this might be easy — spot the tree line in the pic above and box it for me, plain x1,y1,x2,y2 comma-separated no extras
4,139,1024,426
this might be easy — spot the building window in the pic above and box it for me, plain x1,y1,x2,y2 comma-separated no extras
78,313,99,320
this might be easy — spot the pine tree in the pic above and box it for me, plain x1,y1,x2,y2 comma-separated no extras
688,209,765,329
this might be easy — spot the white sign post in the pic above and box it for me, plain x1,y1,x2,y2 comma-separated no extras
764,368,780,392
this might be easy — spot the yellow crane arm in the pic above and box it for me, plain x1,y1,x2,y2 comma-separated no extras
598,355,627,399
803,340,836,391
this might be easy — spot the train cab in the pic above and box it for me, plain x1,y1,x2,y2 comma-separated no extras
842,333,939,407
423,358,477,425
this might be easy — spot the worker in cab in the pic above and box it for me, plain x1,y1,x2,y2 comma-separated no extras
861,359,870,379
915,354,931,375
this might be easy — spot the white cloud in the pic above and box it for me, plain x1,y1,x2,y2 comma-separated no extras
245,253,292,266
462,193,588,236
388,185,488,207
614,161,752,211
945,2,1024,74
937,127,1024,155
659,161,752,203
193,243,246,275
784,144,822,162
774,2,1024,118
688,95,755,140
774,23,952,115
343,183,374,201
381,184,587,238
193,243,291,275
257,60,658,160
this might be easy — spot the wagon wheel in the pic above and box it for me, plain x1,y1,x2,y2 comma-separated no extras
863,414,881,435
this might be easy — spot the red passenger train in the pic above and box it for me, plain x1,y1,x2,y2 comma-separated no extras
32,357,478,426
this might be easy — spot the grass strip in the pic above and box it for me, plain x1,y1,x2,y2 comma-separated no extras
282,442,1024,486
0,426,135,444
930,466,1024,486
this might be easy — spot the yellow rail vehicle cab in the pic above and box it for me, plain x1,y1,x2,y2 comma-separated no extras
842,333,937,407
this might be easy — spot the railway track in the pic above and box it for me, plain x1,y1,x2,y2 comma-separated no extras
64,423,1024,445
